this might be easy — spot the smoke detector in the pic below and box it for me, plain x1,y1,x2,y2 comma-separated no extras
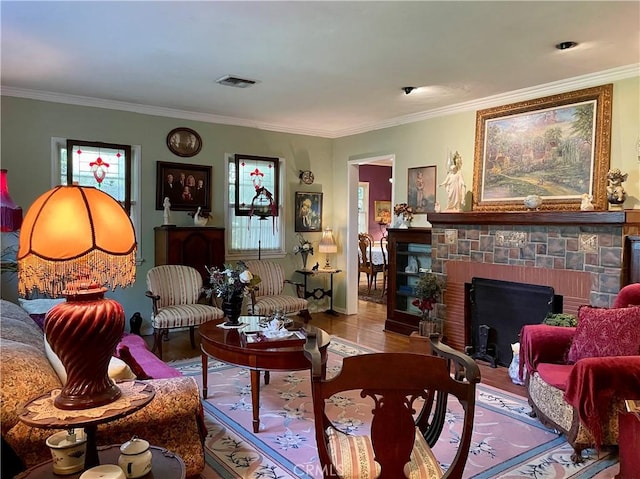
216,75,258,88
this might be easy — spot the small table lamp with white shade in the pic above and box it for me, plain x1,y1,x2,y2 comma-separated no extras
318,227,338,269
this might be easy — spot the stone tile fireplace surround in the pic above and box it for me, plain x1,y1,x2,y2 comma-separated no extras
428,210,640,352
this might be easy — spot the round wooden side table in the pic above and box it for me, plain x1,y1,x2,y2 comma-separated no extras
15,444,185,479
18,381,155,471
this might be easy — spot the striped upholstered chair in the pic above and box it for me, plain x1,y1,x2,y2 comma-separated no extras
244,260,311,322
145,265,224,359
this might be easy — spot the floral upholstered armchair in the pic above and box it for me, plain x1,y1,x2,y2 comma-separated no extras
519,283,640,462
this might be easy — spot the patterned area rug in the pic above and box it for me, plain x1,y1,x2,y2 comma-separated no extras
170,338,620,479
358,285,386,304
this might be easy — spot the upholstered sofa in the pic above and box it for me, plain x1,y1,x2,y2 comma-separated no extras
0,299,205,478
519,283,640,462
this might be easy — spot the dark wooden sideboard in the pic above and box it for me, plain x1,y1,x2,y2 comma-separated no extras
154,226,225,281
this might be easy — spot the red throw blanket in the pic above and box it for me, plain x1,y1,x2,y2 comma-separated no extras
519,324,575,381
563,356,640,447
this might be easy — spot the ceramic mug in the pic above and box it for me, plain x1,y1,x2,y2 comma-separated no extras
46,429,87,475
118,436,152,479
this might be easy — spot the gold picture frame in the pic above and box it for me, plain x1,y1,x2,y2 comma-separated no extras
374,200,392,224
472,84,613,211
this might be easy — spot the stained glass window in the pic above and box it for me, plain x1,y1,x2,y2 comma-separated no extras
227,155,284,257
63,140,132,214
234,154,279,217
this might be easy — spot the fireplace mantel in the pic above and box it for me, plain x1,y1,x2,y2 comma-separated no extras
429,210,640,227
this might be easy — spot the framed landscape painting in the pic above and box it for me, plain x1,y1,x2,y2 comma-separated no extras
472,84,612,211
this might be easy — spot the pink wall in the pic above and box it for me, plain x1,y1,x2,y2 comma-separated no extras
359,165,392,241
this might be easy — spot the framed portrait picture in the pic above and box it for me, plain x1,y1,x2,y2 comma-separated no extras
295,192,323,232
407,166,437,213
166,127,202,158
374,200,392,224
156,161,212,211
472,84,613,211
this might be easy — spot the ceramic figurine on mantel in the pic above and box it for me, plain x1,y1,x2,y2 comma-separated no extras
580,193,595,211
439,151,466,212
606,168,628,210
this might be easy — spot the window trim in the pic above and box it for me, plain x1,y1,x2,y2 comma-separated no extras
224,153,286,260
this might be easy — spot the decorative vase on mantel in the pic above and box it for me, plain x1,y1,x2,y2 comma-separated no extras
396,214,411,229
222,293,243,326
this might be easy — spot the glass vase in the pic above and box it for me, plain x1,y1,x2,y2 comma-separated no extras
300,251,309,269
418,309,441,336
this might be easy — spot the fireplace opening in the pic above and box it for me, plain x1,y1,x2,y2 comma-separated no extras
465,277,562,367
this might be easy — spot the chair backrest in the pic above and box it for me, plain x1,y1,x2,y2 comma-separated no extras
244,260,285,297
380,236,388,268
358,233,373,268
305,334,480,479
146,265,203,308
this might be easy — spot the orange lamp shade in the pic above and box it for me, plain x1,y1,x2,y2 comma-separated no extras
18,185,137,297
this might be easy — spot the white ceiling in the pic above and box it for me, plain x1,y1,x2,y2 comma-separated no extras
1,1,639,138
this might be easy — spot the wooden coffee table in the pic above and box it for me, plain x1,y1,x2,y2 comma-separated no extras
199,317,330,433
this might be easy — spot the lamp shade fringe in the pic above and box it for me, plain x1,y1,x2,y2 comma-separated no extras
18,250,137,297
17,185,137,297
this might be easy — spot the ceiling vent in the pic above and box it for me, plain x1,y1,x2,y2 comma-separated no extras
216,75,257,88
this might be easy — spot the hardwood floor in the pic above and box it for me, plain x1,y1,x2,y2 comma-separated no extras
146,300,526,396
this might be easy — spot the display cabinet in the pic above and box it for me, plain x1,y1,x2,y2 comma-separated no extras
385,227,432,335
154,226,225,281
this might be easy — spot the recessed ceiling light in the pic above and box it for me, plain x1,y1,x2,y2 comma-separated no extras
555,41,578,50
216,75,258,88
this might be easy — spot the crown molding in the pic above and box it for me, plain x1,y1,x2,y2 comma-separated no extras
334,63,639,137
2,64,637,139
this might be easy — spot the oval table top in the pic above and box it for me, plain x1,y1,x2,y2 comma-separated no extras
199,317,330,371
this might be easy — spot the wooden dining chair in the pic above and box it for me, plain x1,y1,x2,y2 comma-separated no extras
380,236,388,296
358,233,384,293
304,333,481,479
358,233,374,292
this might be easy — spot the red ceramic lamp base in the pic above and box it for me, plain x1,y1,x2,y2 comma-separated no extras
45,287,125,410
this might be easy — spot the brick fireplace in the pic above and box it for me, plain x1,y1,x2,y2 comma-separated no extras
428,210,640,352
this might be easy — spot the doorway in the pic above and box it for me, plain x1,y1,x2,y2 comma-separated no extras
346,155,395,315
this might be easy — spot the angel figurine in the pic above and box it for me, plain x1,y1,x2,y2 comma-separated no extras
606,168,628,209
439,151,466,212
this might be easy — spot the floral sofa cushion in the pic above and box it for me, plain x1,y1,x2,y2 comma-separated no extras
0,338,62,435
